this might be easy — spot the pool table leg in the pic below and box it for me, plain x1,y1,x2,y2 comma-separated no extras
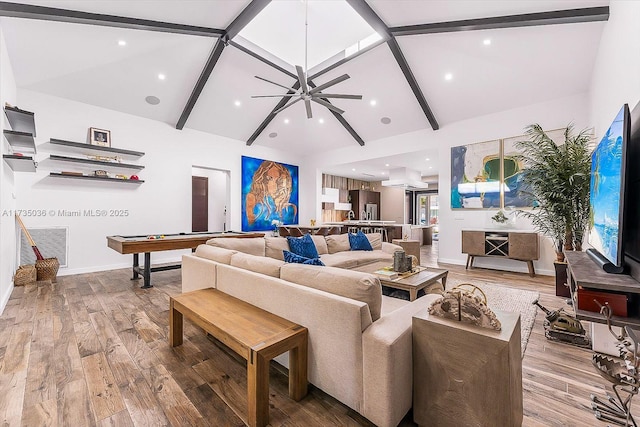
141,252,153,289
131,253,140,281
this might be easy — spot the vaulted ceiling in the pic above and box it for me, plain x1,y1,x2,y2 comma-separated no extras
0,0,608,179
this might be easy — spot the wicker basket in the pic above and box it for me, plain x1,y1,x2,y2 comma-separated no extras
36,258,60,283
14,265,36,286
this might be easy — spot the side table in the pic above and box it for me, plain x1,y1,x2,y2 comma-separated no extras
412,309,522,426
392,238,421,265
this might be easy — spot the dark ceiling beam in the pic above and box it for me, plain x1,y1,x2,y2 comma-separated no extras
176,0,271,130
308,80,364,146
228,41,297,79
0,1,224,37
247,81,300,146
346,0,439,130
389,6,610,36
176,39,226,130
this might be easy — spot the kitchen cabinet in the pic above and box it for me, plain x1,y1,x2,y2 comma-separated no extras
349,190,380,220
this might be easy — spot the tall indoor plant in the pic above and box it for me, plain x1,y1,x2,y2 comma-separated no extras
514,124,593,262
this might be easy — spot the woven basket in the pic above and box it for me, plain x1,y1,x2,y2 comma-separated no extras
36,258,60,283
14,265,36,286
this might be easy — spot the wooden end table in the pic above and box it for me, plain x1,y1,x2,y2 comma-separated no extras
353,261,448,301
392,238,421,265
170,288,308,427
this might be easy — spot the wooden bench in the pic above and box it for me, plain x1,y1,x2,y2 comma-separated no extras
170,288,308,427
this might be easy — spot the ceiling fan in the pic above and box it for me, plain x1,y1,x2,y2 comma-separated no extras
251,0,362,119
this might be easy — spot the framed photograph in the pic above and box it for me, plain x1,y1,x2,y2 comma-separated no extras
89,127,111,147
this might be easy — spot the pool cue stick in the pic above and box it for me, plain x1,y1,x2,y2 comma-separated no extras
15,214,44,260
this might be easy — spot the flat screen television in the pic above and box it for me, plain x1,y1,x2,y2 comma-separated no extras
587,104,630,272
623,100,640,281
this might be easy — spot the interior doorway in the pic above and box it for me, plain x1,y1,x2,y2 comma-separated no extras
192,167,230,233
192,176,208,232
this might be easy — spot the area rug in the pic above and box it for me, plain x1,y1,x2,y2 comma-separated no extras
444,278,539,358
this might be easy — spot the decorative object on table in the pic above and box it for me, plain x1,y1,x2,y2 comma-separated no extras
13,264,36,286
310,219,316,226
490,208,516,228
428,283,501,330
61,171,83,176
393,250,412,273
115,174,128,180
93,169,108,176
15,215,59,282
87,155,122,163
88,127,111,147
513,124,593,262
590,302,639,426
241,156,298,232
533,300,590,347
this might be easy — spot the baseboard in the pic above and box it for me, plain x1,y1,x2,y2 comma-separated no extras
437,257,553,277
57,256,184,276
0,281,14,315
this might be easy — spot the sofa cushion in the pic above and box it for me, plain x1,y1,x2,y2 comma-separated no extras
349,231,373,251
194,245,236,264
283,250,325,266
287,234,319,259
311,235,329,255
320,252,359,269
265,236,289,260
206,237,265,256
325,233,351,254
366,233,383,250
280,263,382,321
230,252,284,277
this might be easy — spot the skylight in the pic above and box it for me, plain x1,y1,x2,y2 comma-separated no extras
239,0,377,71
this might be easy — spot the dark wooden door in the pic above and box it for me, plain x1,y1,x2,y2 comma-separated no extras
192,176,208,232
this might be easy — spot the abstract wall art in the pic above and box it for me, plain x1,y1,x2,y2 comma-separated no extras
241,156,299,231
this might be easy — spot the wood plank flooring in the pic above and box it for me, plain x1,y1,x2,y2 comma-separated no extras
0,243,610,426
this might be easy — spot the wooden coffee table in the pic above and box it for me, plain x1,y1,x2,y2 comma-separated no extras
354,261,448,301
170,288,308,427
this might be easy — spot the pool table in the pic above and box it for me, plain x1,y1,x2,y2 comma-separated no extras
107,231,263,288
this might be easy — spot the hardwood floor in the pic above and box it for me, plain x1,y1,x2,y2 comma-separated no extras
0,243,609,426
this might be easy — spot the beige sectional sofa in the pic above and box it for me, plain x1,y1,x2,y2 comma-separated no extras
181,233,441,427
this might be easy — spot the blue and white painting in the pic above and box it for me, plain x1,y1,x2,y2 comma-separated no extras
451,140,501,209
588,107,625,265
241,156,298,232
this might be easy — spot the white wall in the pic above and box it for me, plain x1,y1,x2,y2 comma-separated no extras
191,167,229,232
589,0,640,134
0,28,17,313
12,90,306,276
379,186,404,224
309,93,591,275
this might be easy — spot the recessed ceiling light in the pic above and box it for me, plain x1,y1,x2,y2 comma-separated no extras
284,118,290,124
483,39,491,46
370,100,377,106
429,166,433,169
385,163,390,167
444,73,453,81
425,158,430,161
381,172,386,175
381,117,391,124
234,100,241,107
158,73,166,80
145,95,160,105
118,40,127,46
352,168,356,171
269,132,277,138
319,118,325,124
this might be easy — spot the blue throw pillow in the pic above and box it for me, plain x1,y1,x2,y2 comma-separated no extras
349,230,373,251
286,233,319,259
283,250,325,266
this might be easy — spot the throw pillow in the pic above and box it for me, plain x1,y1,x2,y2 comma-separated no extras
286,233,319,259
283,250,325,266
349,230,373,251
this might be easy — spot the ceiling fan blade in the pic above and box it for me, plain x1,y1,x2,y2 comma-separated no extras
273,97,302,115
312,98,344,115
296,65,309,95
313,94,362,100
255,75,297,92
305,99,312,119
251,95,298,98
308,74,350,95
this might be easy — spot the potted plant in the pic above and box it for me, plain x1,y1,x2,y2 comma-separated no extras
514,124,592,295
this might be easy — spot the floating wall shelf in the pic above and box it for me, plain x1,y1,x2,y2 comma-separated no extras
4,130,36,154
4,106,36,137
48,154,145,171
49,173,144,184
3,155,36,172
49,138,144,157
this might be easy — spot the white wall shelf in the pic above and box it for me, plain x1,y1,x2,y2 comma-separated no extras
3,155,36,172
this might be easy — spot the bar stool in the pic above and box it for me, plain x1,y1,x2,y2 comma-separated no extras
348,226,359,234
373,227,388,242
361,227,373,234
